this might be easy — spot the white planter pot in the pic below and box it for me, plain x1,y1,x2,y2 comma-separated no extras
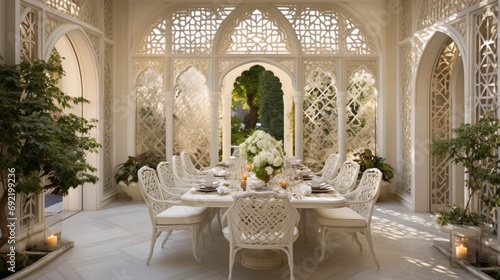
119,181,144,201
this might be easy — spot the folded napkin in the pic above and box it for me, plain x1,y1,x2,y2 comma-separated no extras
300,184,312,195
209,168,227,177
216,186,232,195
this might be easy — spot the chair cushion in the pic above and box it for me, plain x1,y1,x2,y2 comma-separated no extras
222,226,299,243
312,207,366,228
156,205,210,225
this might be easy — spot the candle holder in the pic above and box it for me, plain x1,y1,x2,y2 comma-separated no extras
450,225,477,265
45,213,62,251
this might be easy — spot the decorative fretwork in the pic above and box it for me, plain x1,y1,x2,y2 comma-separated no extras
172,6,233,54
20,9,37,60
346,69,376,157
45,16,62,40
430,39,460,212
173,67,210,167
474,6,498,217
85,31,101,64
39,0,99,28
219,8,292,54
104,0,113,40
103,43,114,195
136,5,234,55
451,17,467,40
303,67,338,171
400,0,412,40
304,60,337,80
173,59,209,81
474,6,498,119
20,194,40,227
398,43,413,196
135,67,166,156
418,0,482,30
279,5,375,55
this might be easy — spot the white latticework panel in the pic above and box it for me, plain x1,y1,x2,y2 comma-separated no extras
172,5,233,54
104,0,113,40
136,67,166,156
303,67,338,171
173,67,210,168
474,6,498,217
103,43,115,195
418,0,482,30
474,6,498,119
219,8,292,54
136,5,233,55
400,0,412,40
398,43,413,196
278,5,375,55
20,9,37,60
346,69,376,156
39,0,99,28
430,39,460,211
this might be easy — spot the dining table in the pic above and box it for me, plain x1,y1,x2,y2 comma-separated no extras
180,179,346,270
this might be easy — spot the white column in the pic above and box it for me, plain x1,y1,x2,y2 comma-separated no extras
294,91,304,159
5,0,20,64
165,91,175,163
209,90,220,166
283,93,293,156
221,91,232,160
337,90,347,163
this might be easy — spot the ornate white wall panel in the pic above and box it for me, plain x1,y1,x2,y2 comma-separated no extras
429,39,460,211
39,0,99,28
135,67,166,156
346,68,377,156
20,9,37,59
173,67,210,167
103,43,114,195
398,43,413,196
418,0,482,30
303,67,338,171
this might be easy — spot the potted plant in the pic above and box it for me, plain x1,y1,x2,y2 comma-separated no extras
0,54,100,255
114,151,163,201
353,148,394,182
430,110,500,228
353,149,394,199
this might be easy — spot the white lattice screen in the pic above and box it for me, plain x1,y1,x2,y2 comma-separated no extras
430,39,460,211
173,67,211,168
474,6,498,216
346,69,376,156
134,3,378,169
136,67,166,156
303,68,338,171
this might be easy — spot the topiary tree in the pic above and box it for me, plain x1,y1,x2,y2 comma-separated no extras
259,70,284,141
0,53,100,249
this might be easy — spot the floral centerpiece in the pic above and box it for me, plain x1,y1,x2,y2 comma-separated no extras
238,130,286,182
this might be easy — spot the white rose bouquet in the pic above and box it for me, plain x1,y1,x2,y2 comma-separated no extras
239,131,285,181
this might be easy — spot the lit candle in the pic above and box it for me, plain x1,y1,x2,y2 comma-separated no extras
455,244,467,260
47,234,58,250
241,174,247,180
280,180,287,189
240,179,247,191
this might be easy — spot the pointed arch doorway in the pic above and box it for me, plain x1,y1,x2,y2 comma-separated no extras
220,61,295,160
45,27,102,211
414,32,466,212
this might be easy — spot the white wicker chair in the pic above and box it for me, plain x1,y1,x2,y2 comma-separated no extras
222,191,300,280
138,166,211,265
329,160,360,195
311,168,382,268
181,151,208,177
172,155,204,186
156,161,189,203
314,153,340,180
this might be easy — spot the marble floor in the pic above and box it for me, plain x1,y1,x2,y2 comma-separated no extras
25,198,476,280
